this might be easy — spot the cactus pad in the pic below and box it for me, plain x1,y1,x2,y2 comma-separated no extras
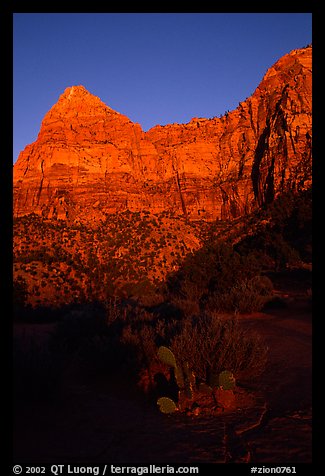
157,346,177,368
218,370,235,390
157,397,178,414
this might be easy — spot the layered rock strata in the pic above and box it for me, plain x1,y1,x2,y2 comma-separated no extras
14,45,312,223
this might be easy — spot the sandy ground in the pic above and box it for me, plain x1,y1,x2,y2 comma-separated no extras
237,297,312,463
13,297,312,464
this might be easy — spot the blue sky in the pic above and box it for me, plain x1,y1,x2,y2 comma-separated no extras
13,13,312,163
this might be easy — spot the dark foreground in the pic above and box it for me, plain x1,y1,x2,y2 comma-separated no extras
13,296,312,464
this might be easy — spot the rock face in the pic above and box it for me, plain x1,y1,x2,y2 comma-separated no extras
13,45,312,223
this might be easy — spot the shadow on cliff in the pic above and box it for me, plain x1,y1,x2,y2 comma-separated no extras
162,187,311,314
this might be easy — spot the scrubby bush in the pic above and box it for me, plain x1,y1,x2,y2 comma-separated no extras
166,239,272,314
250,275,274,296
120,322,158,369
206,275,273,313
170,313,268,383
170,242,260,295
235,188,312,270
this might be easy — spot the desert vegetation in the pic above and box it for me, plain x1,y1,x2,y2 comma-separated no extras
14,187,311,316
13,39,312,461
13,210,202,309
13,188,312,462
13,187,311,410
13,298,268,412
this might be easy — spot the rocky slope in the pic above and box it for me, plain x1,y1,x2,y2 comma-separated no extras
13,45,312,223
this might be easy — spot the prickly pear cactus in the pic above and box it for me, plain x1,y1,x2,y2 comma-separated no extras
157,346,177,368
157,397,178,414
218,370,236,390
216,388,236,410
157,346,202,410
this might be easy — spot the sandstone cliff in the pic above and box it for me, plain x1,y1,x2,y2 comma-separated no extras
13,45,312,223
